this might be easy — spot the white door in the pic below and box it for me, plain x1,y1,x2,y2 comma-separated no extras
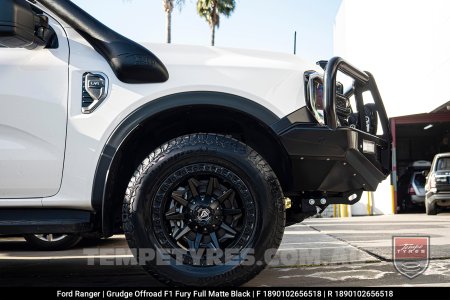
0,17,69,198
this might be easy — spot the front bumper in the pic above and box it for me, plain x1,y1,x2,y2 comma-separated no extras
279,125,390,193
426,192,450,204
273,57,392,200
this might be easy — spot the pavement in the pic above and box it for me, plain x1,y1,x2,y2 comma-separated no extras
248,212,450,287
0,213,449,287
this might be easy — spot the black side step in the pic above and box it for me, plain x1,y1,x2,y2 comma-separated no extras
0,209,93,235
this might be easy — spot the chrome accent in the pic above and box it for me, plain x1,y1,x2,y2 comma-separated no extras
82,72,109,114
307,73,325,125
34,233,67,242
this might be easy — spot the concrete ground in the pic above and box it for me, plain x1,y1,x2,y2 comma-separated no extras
0,213,449,287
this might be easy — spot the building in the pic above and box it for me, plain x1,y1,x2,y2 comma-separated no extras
333,0,450,215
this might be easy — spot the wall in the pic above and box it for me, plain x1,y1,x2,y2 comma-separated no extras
334,0,450,117
334,0,450,215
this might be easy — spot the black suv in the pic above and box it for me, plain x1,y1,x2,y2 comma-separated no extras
425,153,450,215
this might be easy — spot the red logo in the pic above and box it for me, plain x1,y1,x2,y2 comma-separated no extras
393,236,430,279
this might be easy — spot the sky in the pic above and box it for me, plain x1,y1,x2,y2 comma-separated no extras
72,0,341,64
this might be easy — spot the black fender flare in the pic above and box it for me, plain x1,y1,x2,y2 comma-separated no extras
91,91,281,235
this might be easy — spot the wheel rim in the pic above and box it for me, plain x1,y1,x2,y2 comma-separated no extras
150,163,257,266
34,234,68,242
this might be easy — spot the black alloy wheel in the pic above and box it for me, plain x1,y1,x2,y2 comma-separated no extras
123,134,285,286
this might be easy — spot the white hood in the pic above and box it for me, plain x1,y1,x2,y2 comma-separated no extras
144,43,320,117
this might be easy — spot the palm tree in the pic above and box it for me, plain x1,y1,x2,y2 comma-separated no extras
197,0,236,46
162,0,185,43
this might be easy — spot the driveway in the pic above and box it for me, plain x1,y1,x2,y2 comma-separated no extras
1,213,449,287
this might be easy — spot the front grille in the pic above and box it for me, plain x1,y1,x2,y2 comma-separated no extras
336,93,352,126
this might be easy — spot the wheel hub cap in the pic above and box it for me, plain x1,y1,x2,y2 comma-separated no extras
188,197,223,231
197,208,211,222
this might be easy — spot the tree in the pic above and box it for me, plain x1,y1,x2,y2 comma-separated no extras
162,0,185,43
197,0,236,46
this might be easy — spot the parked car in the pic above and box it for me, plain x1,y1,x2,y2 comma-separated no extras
0,0,392,286
23,234,82,251
397,160,430,213
425,153,450,215
23,232,106,250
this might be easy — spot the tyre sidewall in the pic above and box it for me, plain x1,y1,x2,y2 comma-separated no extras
124,135,284,286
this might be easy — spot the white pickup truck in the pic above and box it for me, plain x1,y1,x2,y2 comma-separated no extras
0,0,392,286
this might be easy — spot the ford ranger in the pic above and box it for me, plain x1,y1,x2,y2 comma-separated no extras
0,0,391,286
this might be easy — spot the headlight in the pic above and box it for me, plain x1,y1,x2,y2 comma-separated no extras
307,73,325,125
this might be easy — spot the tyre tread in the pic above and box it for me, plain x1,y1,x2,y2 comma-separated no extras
123,133,285,286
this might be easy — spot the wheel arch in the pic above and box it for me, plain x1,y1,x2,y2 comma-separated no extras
92,91,291,236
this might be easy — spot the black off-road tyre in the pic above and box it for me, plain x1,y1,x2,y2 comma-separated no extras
123,134,285,286
24,234,82,251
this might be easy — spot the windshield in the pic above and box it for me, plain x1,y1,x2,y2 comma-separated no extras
413,173,426,187
436,157,450,171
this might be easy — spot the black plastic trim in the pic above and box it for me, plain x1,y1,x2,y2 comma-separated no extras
36,0,169,83
0,0,36,48
279,125,389,193
271,106,316,134
0,209,93,234
91,91,280,235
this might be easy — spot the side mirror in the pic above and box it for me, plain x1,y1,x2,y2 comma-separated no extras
0,0,55,49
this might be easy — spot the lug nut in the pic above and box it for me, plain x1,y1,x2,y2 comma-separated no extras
308,199,315,205
320,198,327,205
